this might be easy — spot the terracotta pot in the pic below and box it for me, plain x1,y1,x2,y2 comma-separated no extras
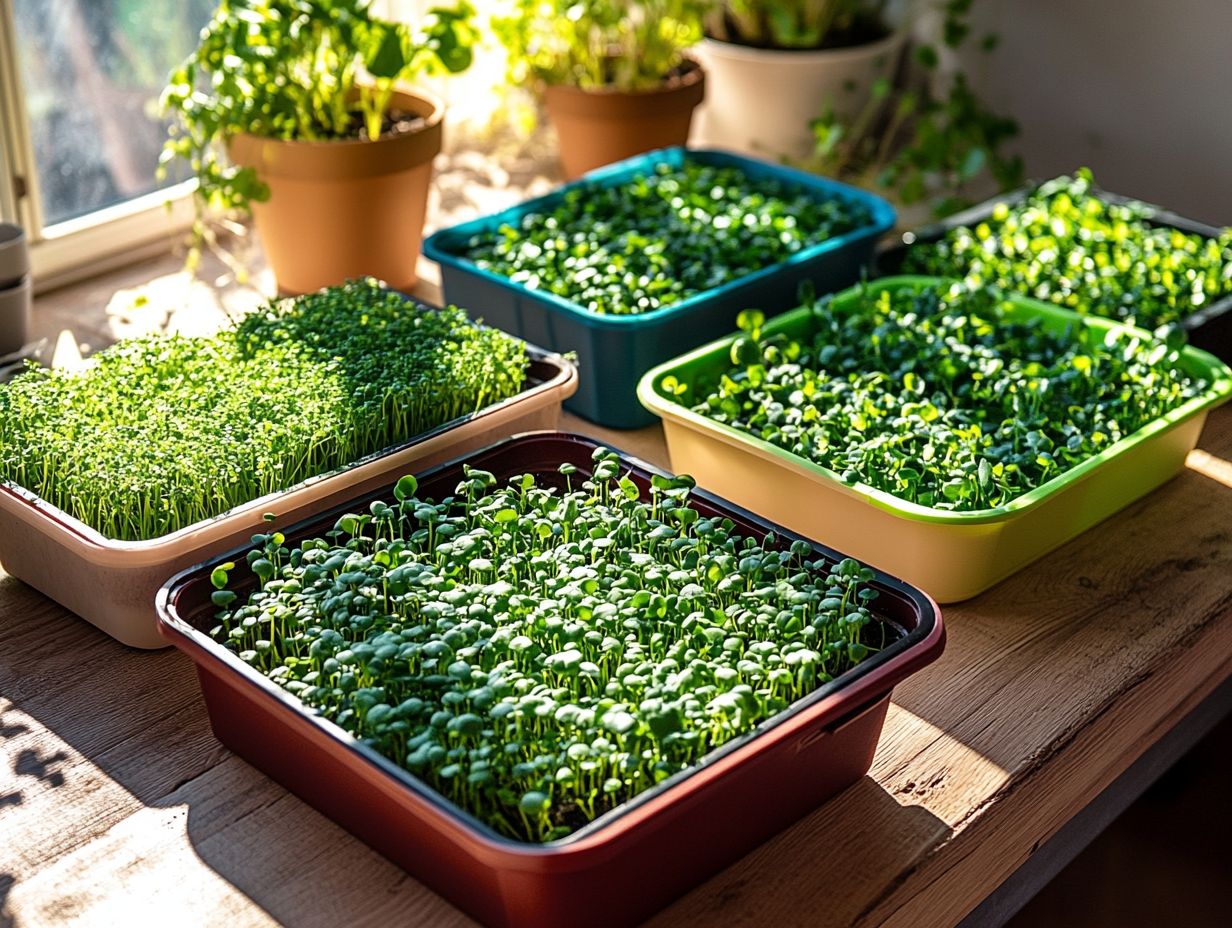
228,89,443,295
690,32,905,162
543,62,705,180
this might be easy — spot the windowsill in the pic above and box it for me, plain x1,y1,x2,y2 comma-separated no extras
27,131,562,302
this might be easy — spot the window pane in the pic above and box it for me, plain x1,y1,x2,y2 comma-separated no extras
12,0,216,226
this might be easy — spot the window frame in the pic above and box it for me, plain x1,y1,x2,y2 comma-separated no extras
0,0,197,293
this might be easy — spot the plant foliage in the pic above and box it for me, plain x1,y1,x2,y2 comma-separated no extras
211,446,887,841
0,281,527,541
903,170,1232,329
707,0,889,51
800,0,1024,218
493,0,709,91
667,280,1207,511
465,160,872,316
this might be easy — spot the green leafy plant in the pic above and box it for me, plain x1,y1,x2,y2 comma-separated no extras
0,281,527,541
902,170,1232,329
706,1,890,50
464,160,872,316
667,280,1207,511
211,446,889,842
159,0,478,260
800,0,1024,218
493,0,710,91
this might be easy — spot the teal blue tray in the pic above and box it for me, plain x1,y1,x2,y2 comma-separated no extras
423,147,895,428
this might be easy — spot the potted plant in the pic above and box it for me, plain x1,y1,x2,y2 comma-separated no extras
423,147,893,427
0,280,576,647
639,277,1232,601
796,0,1023,223
158,433,945,928
690,1,906,161
160,0,478,294
493,0,710,179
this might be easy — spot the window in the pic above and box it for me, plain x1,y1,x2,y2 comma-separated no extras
0,0,215,289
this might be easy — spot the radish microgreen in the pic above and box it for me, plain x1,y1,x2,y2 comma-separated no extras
211,447,888,842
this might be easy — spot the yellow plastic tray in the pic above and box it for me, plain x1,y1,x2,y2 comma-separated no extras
639,277,1232,601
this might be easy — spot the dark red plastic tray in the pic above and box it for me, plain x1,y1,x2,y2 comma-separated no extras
157,432,945,928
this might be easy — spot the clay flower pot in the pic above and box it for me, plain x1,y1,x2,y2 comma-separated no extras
543,61,706,180
228,89,443,295
690,31,905,162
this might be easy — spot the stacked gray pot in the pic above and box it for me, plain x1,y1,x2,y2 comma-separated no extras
0,223,31,355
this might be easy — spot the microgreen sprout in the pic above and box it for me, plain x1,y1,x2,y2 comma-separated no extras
211,447,888,842
464,160,872,316
0,280,528,540
674,280,1207,511
904,169,1232,328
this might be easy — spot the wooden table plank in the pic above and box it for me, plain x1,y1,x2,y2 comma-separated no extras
958,677,1231,928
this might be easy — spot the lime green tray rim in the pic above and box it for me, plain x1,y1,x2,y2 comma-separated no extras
638,275,1232,526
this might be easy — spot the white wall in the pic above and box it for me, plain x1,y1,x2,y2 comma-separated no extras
961,0,1232,226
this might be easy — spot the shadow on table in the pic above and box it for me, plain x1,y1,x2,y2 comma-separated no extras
646,777,950,927
0,873,15,928
886,456,1232,772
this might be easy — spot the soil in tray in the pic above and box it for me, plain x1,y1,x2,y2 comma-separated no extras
200,440,909,844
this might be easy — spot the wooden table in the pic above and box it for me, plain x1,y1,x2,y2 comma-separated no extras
1,399,1230,927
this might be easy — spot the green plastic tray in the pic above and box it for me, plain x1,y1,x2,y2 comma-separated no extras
639,276,1232,601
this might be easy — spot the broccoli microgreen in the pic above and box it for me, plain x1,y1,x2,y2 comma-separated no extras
464,161,871,316
211,447,888,842
675,280,1207,511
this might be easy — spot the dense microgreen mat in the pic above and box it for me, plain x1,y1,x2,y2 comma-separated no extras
210,447,886,842
902,170,1232,328
665,280,1207,511
0,281,527,541
463,161,872,316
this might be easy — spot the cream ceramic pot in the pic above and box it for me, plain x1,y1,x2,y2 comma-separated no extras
690,32,906,162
